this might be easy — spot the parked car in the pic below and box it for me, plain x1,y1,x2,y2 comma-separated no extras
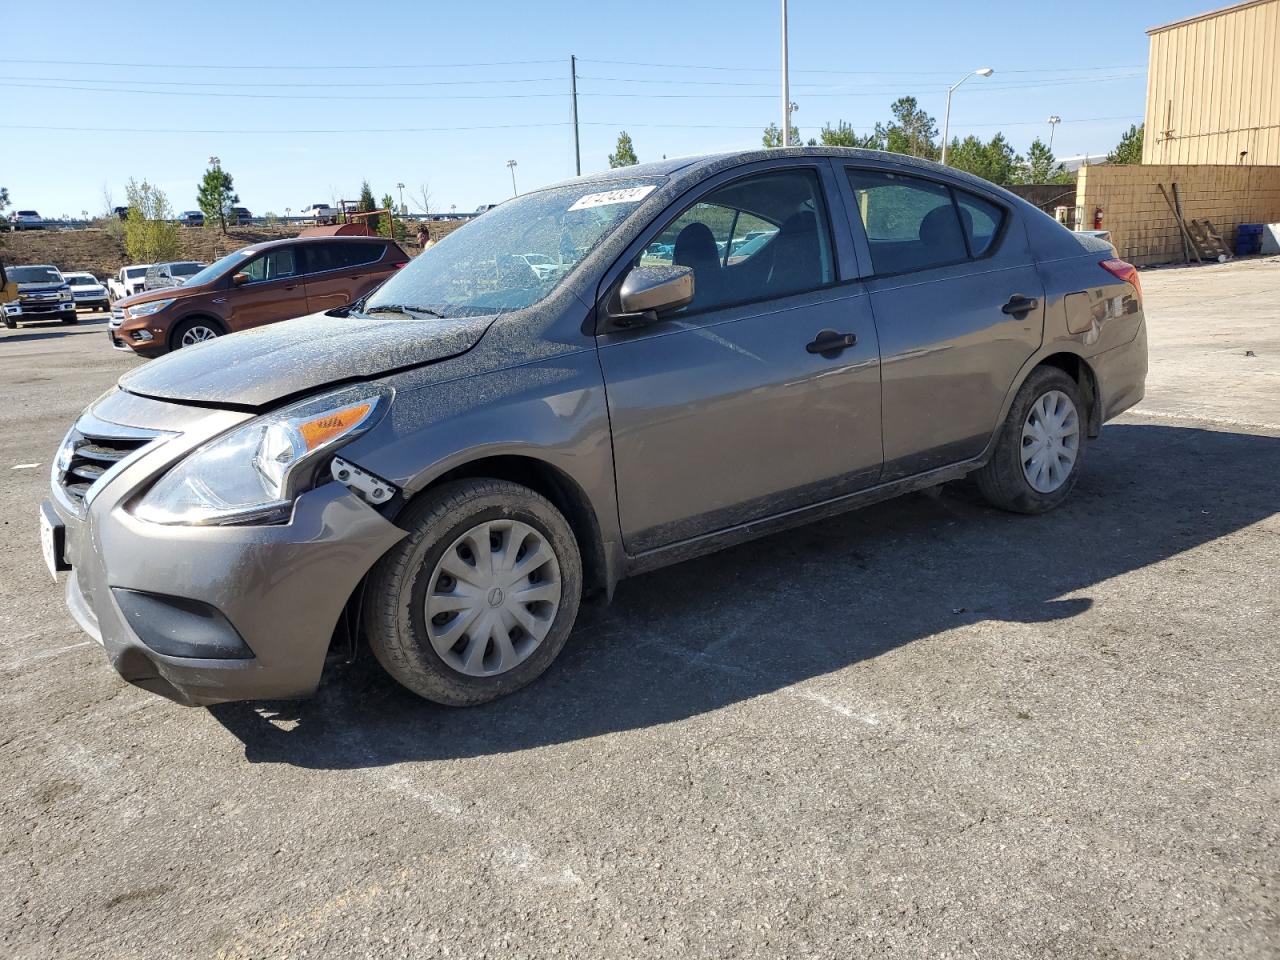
11,210,44,230
143,261,205,291
108,236,407,354
231,207,253,225
475,203,499,214
107,265,152,302
44,148,1147,709
63,272,111,312
4,264,75,326
179,211,205,227
299,203,336,225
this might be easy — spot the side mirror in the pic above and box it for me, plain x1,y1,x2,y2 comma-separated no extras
231,273,250,287
614,265,694,326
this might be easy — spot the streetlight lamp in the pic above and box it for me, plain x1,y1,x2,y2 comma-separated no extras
507,160,519,197
940,67,994,165
1047,115,1061,152
208,155,220,168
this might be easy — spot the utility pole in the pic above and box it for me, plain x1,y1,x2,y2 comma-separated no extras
507,159,519,197
570,55,581,176
780,0,791,147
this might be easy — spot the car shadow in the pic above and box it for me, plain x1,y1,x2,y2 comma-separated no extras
210,423,1280,768
3,316,109,344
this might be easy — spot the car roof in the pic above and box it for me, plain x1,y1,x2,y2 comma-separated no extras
548,147,1025,200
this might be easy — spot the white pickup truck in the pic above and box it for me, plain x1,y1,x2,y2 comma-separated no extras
299,203,336,225
107,264,152,302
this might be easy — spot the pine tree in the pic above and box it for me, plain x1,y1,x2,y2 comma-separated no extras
1107,124,1144,165
196,165,238,234
609,131,639,167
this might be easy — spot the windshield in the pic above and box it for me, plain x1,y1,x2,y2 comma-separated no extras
66,274,97,285
125,267,149,279
364,179,661,318
10,265,61,284
171,262,203,277
179,249,253,287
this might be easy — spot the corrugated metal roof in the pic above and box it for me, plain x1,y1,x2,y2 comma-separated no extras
1148,0,1276,35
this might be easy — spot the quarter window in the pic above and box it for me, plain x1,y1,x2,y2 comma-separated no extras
639,168,833,314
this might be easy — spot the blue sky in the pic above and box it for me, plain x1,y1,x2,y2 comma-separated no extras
3,0,1209,217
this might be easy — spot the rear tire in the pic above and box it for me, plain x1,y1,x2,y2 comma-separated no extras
975,366,1087,514
363,479,583,706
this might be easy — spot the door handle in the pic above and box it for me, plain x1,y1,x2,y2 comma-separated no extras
1002,295,1040,316
806,329,857,358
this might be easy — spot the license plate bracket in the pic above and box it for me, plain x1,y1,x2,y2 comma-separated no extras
40,501,70,580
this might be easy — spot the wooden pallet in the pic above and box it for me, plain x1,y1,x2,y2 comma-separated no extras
1188,219,1231,261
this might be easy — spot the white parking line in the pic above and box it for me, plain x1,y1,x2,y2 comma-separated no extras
11,463,39,470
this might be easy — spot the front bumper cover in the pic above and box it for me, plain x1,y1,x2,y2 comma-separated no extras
48,392,406,706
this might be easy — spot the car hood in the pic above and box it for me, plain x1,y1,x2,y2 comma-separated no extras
116,282,210,309
119,310,498,408
16,282,68,293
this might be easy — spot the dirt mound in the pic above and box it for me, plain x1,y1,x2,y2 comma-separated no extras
0,221,464,280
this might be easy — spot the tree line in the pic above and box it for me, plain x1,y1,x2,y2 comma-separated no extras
606,106,1145,187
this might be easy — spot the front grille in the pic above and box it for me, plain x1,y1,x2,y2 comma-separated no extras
57,428,154,507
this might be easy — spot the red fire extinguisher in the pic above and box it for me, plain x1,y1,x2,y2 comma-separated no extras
1094,207,1104,230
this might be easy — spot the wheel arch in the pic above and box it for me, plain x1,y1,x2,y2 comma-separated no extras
395,453,612,603
1034,351,1102,438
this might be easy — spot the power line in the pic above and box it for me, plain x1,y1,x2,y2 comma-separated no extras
579,57,1146,76
0,116,1141,136
0,74,566,89
0,57,562,70
0,73,1145,103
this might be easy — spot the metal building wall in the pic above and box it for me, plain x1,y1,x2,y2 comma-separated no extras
1143,0,1280,165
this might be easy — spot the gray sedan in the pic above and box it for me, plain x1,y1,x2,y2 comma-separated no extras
43,148,1147,707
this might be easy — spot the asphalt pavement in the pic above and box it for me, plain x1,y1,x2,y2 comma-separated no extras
1,262,1277,959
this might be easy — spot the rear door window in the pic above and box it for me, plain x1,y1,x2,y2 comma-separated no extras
844,169,968,274
335,241,386,268
954,190,1005,257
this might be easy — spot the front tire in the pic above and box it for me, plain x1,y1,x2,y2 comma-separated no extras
363,479,583,706
60,312,78,324
975,366,1087,514
172,318,222,349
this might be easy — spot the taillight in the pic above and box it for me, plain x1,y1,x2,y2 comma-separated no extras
1100,258,1142,300
392,261,409,270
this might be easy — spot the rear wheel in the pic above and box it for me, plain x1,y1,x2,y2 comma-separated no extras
363,478,583,706
976,366,1086,514
172,318,222,349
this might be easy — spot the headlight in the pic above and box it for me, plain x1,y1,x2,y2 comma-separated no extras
133,386,391,526
59,289,73,301
127,299,174,317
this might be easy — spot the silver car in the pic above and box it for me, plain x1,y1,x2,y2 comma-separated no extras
43,149,1147,707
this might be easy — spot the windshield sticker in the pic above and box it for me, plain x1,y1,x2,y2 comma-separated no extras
568,186,655,212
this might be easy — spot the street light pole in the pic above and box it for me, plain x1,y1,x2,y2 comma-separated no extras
780,0,791,147
395,182,405,214
507,160,518,197
940,67,994,165
1047,115,1061,152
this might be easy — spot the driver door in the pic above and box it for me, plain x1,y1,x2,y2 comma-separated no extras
597,162,883,555
228,245,304,331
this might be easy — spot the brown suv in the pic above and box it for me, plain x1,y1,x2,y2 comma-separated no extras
108,236,408,355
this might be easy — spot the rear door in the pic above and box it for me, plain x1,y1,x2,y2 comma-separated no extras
836,165,1044,479
302,241,388,313
226,245,305,331
597,161,883,554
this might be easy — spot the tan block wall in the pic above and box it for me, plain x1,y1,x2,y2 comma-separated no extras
1075,164,1280,266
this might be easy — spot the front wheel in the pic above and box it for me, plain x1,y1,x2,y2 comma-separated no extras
172,318,222,349
60,313,79,325
363,479,583,706
975,366,1087,514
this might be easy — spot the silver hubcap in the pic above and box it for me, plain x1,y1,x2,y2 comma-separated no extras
424,519,562,677
180,325,218,346
1021,389,1079,493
